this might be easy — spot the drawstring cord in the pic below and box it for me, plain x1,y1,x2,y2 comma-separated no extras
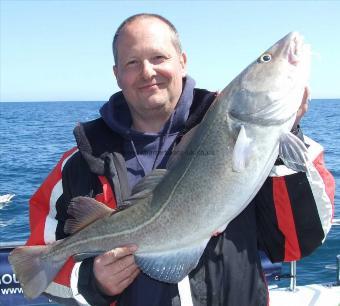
130,111,175,176
130,139,147,175
152,111,175,170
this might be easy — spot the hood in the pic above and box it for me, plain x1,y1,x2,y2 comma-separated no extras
100,76,196,139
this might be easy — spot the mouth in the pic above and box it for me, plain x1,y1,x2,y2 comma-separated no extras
138,83,161,91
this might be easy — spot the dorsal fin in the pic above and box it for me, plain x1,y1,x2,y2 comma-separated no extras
131,169,167,195
64,197,114,234
122,169,167,206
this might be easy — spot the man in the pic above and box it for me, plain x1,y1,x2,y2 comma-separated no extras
26,14,334,306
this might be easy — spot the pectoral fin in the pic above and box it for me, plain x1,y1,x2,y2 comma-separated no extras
135,238,209,283
232,125,253,172
279,132,308,172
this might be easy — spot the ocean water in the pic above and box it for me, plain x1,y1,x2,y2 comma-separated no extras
0,99,339,287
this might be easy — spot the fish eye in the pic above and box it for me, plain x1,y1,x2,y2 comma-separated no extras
258,53,272,63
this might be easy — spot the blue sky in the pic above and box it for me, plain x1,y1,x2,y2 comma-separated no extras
1,0,339,102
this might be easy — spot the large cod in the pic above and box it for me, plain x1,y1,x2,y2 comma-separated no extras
9,32,311,299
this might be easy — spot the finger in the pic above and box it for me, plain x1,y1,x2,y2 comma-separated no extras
300,88,309,114
304,86,311,110
104,254,136,275
103,266,140,296
301,86,310,108
293,86,310,128
107,245,138,264
93,256,139,295
100,262,139,294
96,245,138,266
305,86,311,101
110,261,139,281
114,266,140,293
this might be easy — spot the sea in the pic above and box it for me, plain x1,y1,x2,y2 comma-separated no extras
0,99,339,288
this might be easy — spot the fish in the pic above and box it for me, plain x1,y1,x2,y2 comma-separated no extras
9,31,311,299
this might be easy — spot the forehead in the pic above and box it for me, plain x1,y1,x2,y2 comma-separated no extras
117,18,176,51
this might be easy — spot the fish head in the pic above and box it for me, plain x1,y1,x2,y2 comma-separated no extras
225,31,311,126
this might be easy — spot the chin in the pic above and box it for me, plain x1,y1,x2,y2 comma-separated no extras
144,101,168,111
143,96,169,109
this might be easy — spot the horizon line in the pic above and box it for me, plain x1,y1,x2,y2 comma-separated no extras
1,98,340,103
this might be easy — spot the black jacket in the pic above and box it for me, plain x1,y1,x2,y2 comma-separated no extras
28,88,334,306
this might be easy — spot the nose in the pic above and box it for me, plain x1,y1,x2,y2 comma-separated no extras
141,60,156,79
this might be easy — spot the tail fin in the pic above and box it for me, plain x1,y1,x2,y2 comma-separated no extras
9,244,65,299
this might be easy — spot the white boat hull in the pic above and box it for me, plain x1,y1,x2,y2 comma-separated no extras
269,283,340,306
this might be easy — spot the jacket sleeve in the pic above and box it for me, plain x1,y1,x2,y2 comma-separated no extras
26,147,80,302
255,135,335,263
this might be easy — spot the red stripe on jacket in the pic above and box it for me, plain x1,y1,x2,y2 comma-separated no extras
98,176,117,209
26,148,118,293
273,177,301,261
27,147,78,246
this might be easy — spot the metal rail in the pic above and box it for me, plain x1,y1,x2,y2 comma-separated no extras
289,261,297,291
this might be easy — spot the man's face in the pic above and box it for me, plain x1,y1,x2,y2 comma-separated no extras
113,18,187,119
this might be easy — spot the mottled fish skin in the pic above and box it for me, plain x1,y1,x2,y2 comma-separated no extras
9,32,311,299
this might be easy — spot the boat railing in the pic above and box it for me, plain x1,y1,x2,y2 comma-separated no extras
289,260,297,292
284,256,340,292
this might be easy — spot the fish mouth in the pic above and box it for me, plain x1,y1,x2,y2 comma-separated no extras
284,32,311,66
288,33,302,65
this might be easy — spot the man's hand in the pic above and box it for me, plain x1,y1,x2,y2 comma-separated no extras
293,86,310,129
93,245,140,296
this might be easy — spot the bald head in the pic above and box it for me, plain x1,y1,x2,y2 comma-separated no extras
112,14,182,64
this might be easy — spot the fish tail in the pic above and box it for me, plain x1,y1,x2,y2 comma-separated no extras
9,244,64,299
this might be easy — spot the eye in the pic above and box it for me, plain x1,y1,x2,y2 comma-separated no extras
152,55,167,64
258,53,272,63
126,59,138,67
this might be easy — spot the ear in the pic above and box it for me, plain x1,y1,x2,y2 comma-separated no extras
180,52,187,77
113,65,122,89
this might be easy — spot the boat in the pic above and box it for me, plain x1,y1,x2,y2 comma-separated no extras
0,243,339,305
268,257,340,306
269,283,340,306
